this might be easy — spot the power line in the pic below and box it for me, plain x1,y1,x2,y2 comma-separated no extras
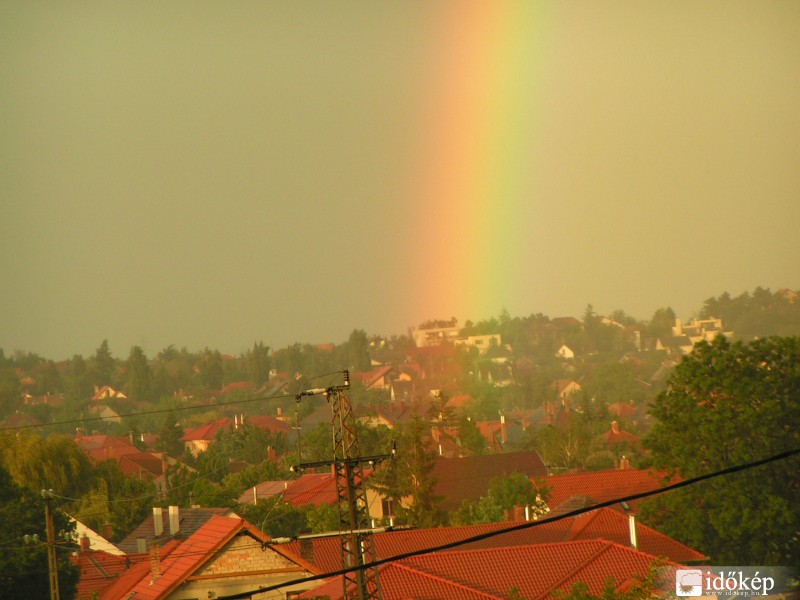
215,447,800,600
0,390,298,432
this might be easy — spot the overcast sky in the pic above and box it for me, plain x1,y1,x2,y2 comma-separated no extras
2,2,799,361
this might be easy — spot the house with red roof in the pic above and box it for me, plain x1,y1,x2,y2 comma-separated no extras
237,472,339,508
181,415,292,457
282,506,704,575
73,544,130,600
299,539,682,600
97,515,319,600
601,420,643,451
539,467,670,513
350,365,394,390
426,451,547,513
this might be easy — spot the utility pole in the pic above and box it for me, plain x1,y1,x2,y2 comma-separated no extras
293,371,393,600
42,489,60,600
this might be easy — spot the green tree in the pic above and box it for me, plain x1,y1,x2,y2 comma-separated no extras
89,339,116,387
247,341,271,387
641,336,800,567
155,410,185,457
0,367,20,419
345,329,371,372
0,465,80,599
124,345,152,401
370,417,444,527
0,432,93,499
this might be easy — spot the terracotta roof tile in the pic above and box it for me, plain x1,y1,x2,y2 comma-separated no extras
300,540,680,600
541,468,670,512
432,451,547,510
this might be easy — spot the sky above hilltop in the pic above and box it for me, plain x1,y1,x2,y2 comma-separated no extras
2,2,799,361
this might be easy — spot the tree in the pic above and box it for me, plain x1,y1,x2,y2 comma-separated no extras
247,341,271,387
641,336,800,567
370,417,444,527
155,410,185,457
345,329,371,372
0,465,80,599
124,345,152,401
89,339,116,387
450,472,549,525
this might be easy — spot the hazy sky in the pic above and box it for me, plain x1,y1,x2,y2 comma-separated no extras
2,2,799,361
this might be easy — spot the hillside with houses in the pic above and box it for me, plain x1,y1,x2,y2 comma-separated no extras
0,286,798,599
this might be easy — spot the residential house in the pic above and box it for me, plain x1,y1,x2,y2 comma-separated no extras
284,506,705,576
409,323,461,347
181,415,292,457
299,539,684,600
453,333,502,354
349,365,394,390
556,344,576,359
98,515,320,600
91,385,128,402
669,316,734,355
117,506,234,555
425,451,548,513
601,420,642,453
539,468,671,514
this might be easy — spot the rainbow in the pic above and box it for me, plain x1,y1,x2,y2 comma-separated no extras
407,3,559,325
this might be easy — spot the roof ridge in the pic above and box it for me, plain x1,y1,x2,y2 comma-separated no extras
563,509,600,541
532,540,612,600
391,562,505,599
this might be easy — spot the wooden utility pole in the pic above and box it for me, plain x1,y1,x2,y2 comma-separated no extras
42,489,60,600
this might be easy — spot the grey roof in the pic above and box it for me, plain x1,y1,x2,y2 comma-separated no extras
116,507,234,555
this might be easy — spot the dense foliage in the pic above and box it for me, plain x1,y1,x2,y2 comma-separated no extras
642,335,800,567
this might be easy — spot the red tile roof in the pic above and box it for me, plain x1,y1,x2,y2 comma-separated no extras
73,550,130,600
237,471,374,508
284,505,703,575
103,516,320,600
181,415,291,442
301,540,680,600
432,451,548,510
541,468,669,512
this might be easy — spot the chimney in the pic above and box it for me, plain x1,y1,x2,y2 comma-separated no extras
628,513,638,549
150,542,161,582
438,443,443,456
500,414,507,444
168,505,179,536
299,537,314,563
75,427,84,440
137,537,147,554
234,414,239,429
611,421,620,434
276,406,283,417
619,455,631,470
79,535,90,551
153,507,164,537
513,505,526,522
102,523,113,541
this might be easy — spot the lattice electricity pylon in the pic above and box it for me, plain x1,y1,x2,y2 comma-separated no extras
292,371,392,600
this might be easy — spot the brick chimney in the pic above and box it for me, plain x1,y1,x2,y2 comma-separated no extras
611,420,620,434
79,535,91,551
102,523,113,541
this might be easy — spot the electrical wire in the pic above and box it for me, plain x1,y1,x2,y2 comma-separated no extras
5,447,797,587
212,447,800,600
0,390,298,432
